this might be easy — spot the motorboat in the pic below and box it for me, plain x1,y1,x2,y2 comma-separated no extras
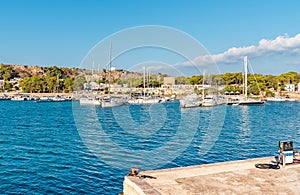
180,93,201,108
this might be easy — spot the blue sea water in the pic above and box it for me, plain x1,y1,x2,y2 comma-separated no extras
0,100,299,194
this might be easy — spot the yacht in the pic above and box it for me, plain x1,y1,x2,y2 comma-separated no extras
128,97,161,105
101,96,127,108
202,95,217,107
79,97,101,105
228,56,264,106
180,93,201,108
266,96,286,102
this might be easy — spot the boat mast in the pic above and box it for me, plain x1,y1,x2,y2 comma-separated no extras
202,71,205,99
143,66,146,98
108,43,112,96
244,56,248,99
92,61,94,75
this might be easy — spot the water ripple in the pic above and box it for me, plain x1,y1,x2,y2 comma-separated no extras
0,101,299,194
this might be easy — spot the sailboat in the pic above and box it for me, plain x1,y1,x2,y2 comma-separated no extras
101,43,127,108
128,67,162,105
232,56,264,106
201,72,218,107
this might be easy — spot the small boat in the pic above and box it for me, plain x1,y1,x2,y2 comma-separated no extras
202,95,217,107
227,97,240,105
11,95,29,101
52,95,66,102
266,96,286,102
37,96,53,102
128,97,162,105
180,93,201,108
79,97,101,105
101,96,127,108
0,94,9,100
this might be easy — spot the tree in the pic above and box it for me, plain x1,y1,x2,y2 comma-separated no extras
4,82,13,91
45,76,58,92
73,75,86,91
63,77,74,93
175,76,189,84
188,75,202,85
0,66,12,81
46,66,63,78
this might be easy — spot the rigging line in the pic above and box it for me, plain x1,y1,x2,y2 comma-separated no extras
248,59,263,98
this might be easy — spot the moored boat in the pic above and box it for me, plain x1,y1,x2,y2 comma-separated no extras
180,93,201,108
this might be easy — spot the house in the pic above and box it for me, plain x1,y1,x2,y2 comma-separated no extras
285,84,295,92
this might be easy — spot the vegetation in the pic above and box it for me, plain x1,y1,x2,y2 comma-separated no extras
176,71,300,95
1,63,300,94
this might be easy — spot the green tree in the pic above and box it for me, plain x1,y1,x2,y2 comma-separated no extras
45,76,58,92
63,77,74,93
188,75,202,85
4,82,13,91
0,66,12,81
73,75,86,91
175,76,189,84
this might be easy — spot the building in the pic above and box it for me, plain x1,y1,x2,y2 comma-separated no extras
163,77,175,85
285,84,295,92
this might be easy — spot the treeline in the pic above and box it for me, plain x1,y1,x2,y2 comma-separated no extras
175,71,300,95
0,64,79,93
1,63,300,94
19,66,78,93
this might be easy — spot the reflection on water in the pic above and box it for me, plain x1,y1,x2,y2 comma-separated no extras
237,106,251,144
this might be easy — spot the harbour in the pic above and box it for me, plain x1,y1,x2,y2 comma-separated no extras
0,100,299,194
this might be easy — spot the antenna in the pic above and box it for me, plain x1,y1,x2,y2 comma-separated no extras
92,61,94,75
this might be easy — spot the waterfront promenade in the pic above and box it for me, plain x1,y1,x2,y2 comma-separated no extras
123,156,300,195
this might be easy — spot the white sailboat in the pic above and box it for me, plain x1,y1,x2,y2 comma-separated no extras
235,56,264,106
128,67,163,105
101,43,127,108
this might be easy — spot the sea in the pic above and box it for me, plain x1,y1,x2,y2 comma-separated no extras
0,100,299,194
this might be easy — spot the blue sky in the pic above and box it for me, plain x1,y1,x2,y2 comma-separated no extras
1,0,300,76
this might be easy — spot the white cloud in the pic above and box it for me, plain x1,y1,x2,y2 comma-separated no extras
178,33,300,67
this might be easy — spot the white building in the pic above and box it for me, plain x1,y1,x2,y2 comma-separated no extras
285,84,295,92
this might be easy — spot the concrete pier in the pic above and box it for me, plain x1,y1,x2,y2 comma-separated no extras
123,156,300,195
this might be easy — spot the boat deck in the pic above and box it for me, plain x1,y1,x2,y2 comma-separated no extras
123,156,300,195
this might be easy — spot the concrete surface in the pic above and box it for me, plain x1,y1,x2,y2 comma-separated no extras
123,156,300,195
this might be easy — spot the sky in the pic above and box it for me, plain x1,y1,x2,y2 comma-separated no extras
1,0,300,76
